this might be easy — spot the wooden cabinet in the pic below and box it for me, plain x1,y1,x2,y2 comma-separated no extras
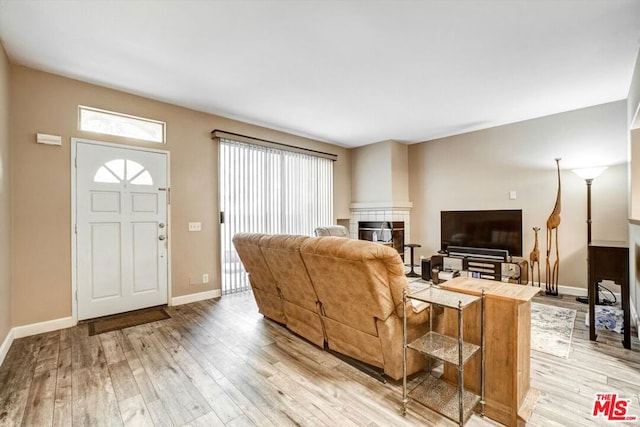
439,277,540,427
588,241,631,349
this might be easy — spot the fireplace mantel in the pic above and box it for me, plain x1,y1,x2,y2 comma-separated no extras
350,201,413,211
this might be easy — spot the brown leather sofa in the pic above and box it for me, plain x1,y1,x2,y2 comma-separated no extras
232,232,440,380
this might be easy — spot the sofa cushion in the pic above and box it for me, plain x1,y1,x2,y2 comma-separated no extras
323,316,384,367
232,233,286,323
259,234,318,312
300,237,398,335
282,301,325,347
259,234,325,346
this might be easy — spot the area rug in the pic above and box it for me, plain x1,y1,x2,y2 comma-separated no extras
530,302,576,358
87,306,170,336
585,305,624,334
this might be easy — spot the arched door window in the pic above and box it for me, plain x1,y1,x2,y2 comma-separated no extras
93,159,153,185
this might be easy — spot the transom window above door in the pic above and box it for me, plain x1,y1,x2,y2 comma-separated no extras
94,159,153,185
79,105,166,143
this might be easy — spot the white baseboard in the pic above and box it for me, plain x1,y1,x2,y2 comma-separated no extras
0,316,76,367
548,284,625,300
557,285,587,297
171,289,221,306
0,291,223,367
0,328,15,367
12,316,76,339
0,290,218,366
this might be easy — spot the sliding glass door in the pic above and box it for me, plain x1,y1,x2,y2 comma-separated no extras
219,138,333,294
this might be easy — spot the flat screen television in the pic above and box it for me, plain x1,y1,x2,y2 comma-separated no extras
441,209,523,257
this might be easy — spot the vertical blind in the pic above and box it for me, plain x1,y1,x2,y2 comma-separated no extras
220,138,334,294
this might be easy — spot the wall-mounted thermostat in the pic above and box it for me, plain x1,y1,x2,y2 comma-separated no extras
36,133,62,146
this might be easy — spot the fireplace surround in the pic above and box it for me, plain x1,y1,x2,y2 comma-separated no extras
349,202,412,262
358,221,405,260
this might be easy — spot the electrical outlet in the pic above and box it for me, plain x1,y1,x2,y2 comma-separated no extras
188,222,202,232
202,273,209,283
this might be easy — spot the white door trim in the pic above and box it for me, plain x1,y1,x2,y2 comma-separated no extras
71,138,172,322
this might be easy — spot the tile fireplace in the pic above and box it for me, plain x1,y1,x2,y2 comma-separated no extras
349,203,412,262
358,221,405,260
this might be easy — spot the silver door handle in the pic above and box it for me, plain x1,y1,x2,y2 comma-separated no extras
159,235,166,241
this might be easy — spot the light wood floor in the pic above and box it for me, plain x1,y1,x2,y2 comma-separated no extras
1,291,639,426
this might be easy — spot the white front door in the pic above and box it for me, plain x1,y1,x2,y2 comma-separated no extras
76,141,169,320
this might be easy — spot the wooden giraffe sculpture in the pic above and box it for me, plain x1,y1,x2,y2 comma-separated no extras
529,227,541,287
545,158,562,295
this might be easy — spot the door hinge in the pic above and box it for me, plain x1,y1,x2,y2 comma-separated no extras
74,157,77,168
75,290,78,301
220,211,225,224
74,224,77,234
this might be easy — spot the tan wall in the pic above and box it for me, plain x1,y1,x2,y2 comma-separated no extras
351,141,392,203
352,140,410,204
0,46,11,344
409,101,629,289
10,65,351,326
390,142,409,203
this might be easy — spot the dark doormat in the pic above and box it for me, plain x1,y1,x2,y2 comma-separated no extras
87,306,170,336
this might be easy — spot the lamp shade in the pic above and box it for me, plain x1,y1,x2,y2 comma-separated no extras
572,166,607,180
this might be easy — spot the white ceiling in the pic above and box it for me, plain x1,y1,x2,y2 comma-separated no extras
1,0,639,148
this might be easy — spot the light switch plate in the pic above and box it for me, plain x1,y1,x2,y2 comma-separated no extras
188,222,202,232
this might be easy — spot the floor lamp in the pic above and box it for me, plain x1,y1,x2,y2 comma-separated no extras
572,166,607,303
